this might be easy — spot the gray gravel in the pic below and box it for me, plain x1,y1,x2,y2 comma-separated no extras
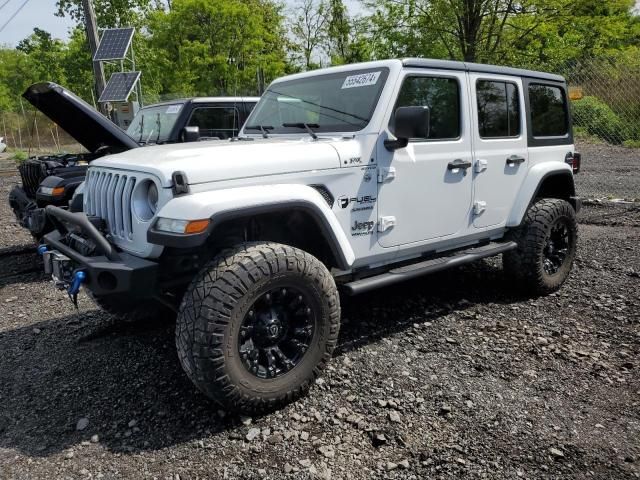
574,141,639,201
1,146,639,479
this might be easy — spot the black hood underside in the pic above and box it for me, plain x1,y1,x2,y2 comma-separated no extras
23,82,139,154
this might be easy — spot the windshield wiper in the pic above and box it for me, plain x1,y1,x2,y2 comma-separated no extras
244,124,274,138
155,113,162,144
283,122,319,140
138,114,145,143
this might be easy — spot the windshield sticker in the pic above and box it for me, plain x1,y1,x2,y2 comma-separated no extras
341,71,381,89
166,105,182,114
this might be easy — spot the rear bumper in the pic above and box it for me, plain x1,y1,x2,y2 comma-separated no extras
43,206,158,297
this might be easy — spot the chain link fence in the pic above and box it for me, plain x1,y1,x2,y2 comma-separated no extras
0,110,82,155
558,59,640,207
561,58,640,147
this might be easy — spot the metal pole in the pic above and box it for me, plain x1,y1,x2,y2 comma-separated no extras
82,0,107,114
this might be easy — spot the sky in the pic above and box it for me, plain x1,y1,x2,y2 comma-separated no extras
0,0,76,47
0,0,639,47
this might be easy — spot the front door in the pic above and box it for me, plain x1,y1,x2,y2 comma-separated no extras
377,70,474,248
469,74,528,228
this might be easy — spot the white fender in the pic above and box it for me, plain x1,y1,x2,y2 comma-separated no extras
507,162,574,227
157,183,356,268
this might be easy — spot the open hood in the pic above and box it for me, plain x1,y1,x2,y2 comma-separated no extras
23,82,139,153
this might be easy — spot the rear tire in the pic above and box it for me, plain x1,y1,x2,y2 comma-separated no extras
175,242,340,414
503,198,577,295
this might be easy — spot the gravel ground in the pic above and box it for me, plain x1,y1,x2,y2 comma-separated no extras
574,141,639,201
1,145,639,479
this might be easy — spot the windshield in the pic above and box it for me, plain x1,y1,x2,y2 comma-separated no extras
245,68,389,134
126,103,183,144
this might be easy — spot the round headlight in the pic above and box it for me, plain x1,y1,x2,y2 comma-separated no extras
147,182,158,214
132,180,159,221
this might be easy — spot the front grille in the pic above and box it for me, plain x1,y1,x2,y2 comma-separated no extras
85,169,136,240
18,160,47,197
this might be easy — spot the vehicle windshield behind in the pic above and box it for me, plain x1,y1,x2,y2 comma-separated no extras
245,68,389,134
126,103,183,144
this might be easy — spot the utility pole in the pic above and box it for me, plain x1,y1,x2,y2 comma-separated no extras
82,0,106,113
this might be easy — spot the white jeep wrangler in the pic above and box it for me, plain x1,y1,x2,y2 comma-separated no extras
42,59,581,414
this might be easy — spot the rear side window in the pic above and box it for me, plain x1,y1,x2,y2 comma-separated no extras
528,84,568,137
476,80,521,138
391,76,460,140
188,107,239,139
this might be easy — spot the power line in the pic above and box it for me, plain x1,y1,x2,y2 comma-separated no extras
0,0,31,34
0,0,14,12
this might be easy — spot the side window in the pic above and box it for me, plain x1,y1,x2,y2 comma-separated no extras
529,84,568,137
391,76,460,140
188,107,239,139
476,80,521,138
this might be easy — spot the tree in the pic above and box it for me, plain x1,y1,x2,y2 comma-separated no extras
289,0,329,69
145,0,288,96
367,0,640,67
55,0,155,28
16,28,68,86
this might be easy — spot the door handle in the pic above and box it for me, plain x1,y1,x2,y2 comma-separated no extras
447,159,472,171
506,155,526,166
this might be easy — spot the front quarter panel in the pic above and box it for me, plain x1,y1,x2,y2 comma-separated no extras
155,184,356,269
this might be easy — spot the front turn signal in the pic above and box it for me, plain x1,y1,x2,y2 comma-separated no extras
155,217,211,234
184,219,211,234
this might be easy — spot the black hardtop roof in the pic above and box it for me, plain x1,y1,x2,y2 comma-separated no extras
402,58,565,83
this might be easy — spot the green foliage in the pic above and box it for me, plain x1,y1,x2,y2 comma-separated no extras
622,139,640,148
572,96,628,144
0,0,638,145
12,150,28,163
55,0,153,28
145,0,288,96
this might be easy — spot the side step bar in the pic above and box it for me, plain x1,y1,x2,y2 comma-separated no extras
343,241,517,295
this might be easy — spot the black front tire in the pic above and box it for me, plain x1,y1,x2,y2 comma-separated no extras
175,242,340,414
503,198,578,295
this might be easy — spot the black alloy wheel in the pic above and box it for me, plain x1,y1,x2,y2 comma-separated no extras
238,286,316,379
542,218,571,275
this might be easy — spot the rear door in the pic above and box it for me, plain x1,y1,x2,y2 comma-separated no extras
469,74,528,228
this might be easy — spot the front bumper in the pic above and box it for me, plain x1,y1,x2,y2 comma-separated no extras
42,206,159,297
8,185,61,237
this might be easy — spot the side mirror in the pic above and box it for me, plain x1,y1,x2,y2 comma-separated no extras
385,106,430,151
181,126,200,143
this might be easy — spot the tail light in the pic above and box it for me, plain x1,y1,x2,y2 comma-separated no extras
565,152,581,174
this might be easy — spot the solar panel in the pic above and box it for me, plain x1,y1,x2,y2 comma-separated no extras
93,27,135,61
99,71,141,102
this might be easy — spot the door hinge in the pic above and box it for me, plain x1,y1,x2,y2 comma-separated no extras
377,167,396,183
475,159,488,173
378,216,396,232
473,201,487,215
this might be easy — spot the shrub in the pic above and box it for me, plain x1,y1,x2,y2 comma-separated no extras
12,150,28,163
571,96,625,144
